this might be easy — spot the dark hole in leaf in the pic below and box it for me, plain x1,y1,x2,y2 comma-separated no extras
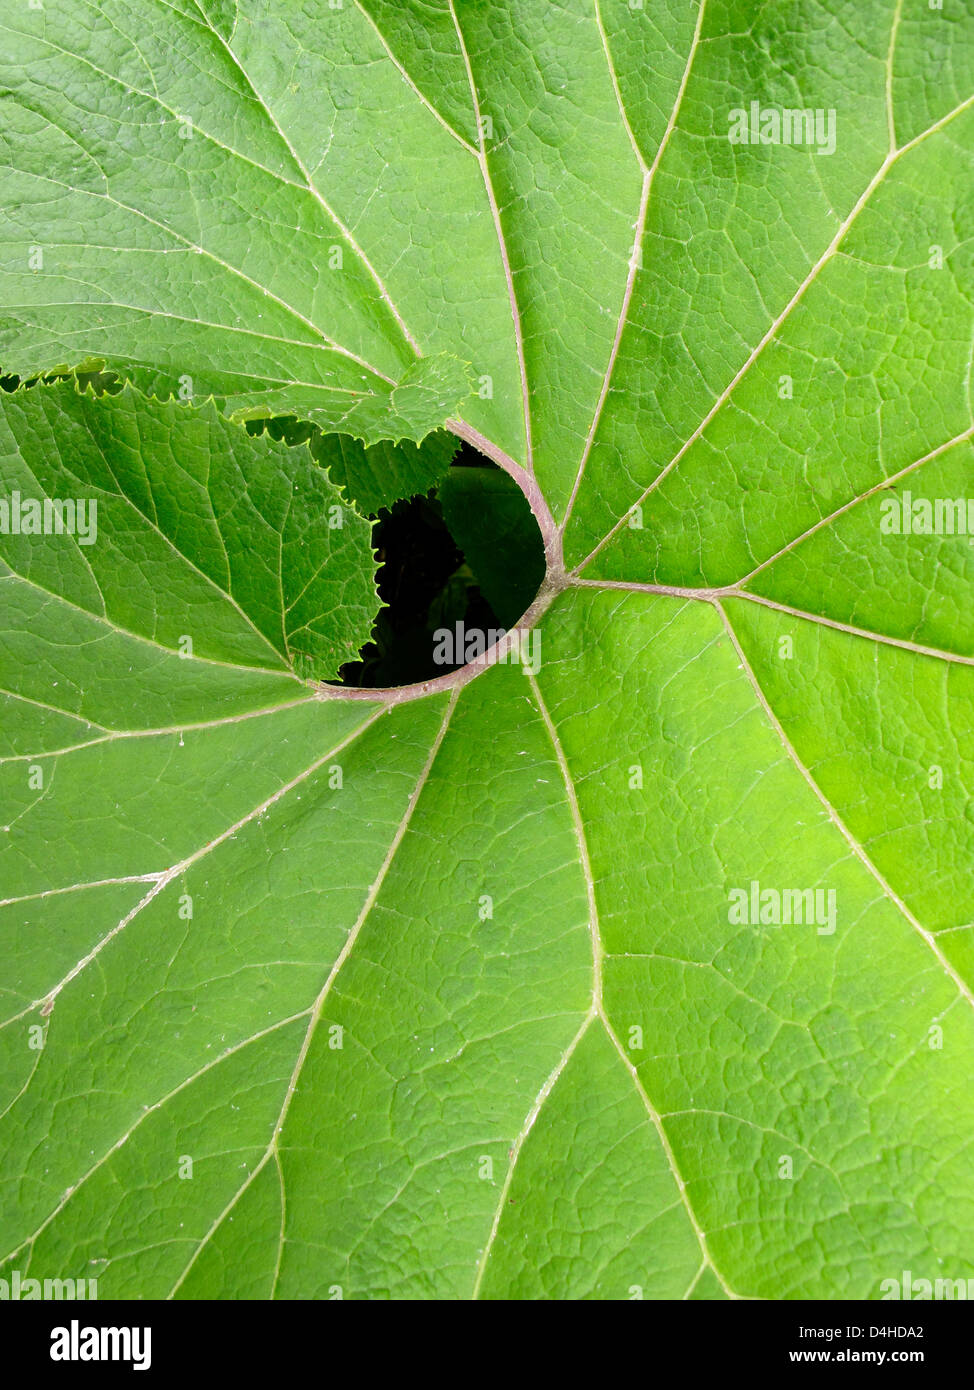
335,440,547,689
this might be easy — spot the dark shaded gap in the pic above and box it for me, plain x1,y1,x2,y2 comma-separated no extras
335,441,546,688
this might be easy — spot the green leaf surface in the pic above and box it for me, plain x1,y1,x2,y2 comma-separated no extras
2,0,974,1302
312,428,459,517
0,381,380,682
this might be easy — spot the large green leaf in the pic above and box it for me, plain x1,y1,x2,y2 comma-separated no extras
2,0,974,1301
0,380,380,680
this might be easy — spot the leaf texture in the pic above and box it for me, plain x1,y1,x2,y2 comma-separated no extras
1,0,973,1300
